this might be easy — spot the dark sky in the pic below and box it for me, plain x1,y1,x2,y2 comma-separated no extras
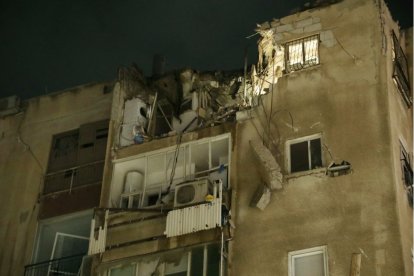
0,0,412,99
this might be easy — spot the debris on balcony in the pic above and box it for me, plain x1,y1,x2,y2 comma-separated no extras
249,140,283,190
326,160,351,177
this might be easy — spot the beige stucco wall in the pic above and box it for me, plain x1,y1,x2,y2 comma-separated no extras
0,83,112,275
230,0,410,275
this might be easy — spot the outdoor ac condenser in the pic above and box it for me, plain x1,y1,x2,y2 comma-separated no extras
173,178,212,208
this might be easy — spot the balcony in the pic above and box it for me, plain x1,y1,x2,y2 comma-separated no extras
89,180,225,256
24,254,85,276
43,161,104,195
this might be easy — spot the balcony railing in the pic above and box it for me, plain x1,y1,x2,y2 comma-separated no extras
24,254,84,276
43,160,104,195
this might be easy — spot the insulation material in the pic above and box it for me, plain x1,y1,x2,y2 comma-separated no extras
164,198,222,238
250,140,283,190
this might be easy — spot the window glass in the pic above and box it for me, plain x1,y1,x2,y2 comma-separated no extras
289,136,322,173
110,264,135,276
288,42,303,66
165,253,188,276
191,142,210,173
207,244,220,276
290,141,309,173
190,247,204,276
211,138,229,168
304,38,319,64
294,253,324,276
310,138,322,169
285,35,319,73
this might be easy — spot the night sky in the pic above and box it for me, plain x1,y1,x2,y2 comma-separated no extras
0,0,412,99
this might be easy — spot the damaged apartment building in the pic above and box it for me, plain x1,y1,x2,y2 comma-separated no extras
0,0,412,275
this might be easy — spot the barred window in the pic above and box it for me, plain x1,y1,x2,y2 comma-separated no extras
285,35,320,73
391,31,412,107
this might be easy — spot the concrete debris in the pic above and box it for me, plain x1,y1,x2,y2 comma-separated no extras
118,65,255,146
117,38,285,146
250,184,271,211
249,140,283,190
326,160,351,177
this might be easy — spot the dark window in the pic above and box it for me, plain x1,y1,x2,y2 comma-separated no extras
392,31,412,107
285,35,320,73
290,137,322,173
400,144,413,207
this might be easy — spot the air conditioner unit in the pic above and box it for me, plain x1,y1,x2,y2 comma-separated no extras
0,95,20,117
174,178,213,208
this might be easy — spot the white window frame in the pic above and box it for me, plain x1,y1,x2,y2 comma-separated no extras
113,133,231,208
286,133,323,173
288,245,328,276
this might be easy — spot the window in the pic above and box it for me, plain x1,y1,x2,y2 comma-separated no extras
107,243,223,276
285,35,319,73
391,31,411,107
287,134,323,173
112,134,231,208
400,143,413,206
288,246,328,276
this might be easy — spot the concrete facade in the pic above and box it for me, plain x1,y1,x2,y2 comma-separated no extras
0,82,112,275
0,0,411,275
231,0,413,275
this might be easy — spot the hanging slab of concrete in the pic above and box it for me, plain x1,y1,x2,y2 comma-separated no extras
249,140,283,190
250,184,271,211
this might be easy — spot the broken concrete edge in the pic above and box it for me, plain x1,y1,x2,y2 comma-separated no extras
249,140,284,191
250,184,271,211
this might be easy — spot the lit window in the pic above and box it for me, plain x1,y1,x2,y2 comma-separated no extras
286,134,323,173
391,31,412,107
288,246,328,276
285,35,319,73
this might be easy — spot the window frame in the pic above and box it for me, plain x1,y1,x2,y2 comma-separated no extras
288,245,328,276
106,243,223,276
391,30,412,107
284,34,320,74
113,133,231,208
286,133,323,174
400,141,413,206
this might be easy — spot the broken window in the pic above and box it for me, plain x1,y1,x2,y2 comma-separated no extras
287,134,322,173
288,246,328,276
391,31,412,107
285,35,319,73
400,143,413,206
